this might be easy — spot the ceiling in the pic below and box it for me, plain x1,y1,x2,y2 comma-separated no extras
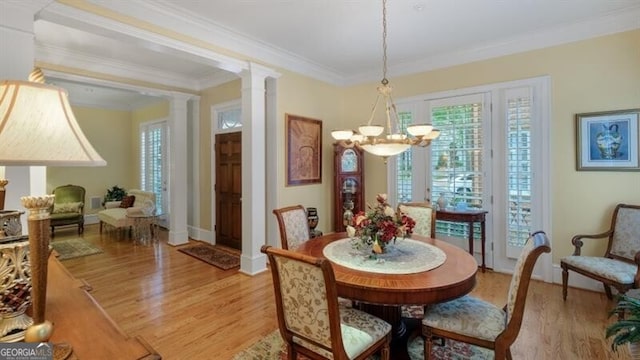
31,0,640,108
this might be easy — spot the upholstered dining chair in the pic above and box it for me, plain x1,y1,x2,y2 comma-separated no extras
272,205,311,250
50,184,86,237
398,202,436,238
261,245,391,360
422,231,550,360
561,204,640,301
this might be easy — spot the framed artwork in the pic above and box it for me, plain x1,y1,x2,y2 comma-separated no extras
576,108,640,171
286,114,322,185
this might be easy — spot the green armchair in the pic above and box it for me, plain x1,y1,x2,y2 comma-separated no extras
50,184,85,236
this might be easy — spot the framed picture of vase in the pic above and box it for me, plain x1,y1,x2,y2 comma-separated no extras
575,108,640,171
286,114,322,185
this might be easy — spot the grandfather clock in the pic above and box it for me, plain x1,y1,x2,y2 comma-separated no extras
333,144,365,232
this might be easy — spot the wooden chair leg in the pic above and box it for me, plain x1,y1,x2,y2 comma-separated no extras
50,226,55,238
561,266,569,300
423,329,434,360
604,284,613,300
99,221,103,233
380,341,390,360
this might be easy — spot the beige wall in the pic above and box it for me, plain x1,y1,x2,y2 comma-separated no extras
339,29,640,263
47,106,133,214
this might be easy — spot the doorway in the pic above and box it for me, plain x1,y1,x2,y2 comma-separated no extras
215,132,242,250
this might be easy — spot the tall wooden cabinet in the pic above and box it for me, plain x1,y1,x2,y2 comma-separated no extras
333,144,365,232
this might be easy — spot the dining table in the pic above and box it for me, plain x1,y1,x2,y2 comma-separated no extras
296,232,478,360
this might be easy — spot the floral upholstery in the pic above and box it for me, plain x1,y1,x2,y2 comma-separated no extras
398,204,434,238
280,208,311,250
423,296,506,341
422,232,550,359
561,256,636,284
272,252,390,359
506,238,535,323
610,207,640,260
293,308,391,359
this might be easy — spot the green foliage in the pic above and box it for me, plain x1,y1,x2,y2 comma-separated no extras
606,295,640,352
104,185,127,203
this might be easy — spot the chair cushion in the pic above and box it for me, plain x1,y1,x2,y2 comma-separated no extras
98,208,130,228
293,307,391,359
423,295,506,342
610,207,640,259
281,209,310,250
52,202,82,214
398,204,433,238
561,256,637,284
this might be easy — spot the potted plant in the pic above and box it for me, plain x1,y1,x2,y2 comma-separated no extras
606,294,640,357
103,185,127,205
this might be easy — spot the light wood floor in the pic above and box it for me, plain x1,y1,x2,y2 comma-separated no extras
51,224,627,360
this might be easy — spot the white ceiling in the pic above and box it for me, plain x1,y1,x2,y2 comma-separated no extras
30,0,640,108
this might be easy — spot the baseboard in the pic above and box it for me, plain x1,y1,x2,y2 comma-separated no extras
239,253,268,276
551,263,603,293
84,214,99,225
188,226,213,244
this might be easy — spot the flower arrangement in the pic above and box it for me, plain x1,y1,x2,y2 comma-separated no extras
346,194,416,254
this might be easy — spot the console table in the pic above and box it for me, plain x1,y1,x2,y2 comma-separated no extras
47,254,160,359
436,209,488,272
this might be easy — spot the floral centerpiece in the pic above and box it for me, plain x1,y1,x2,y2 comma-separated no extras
346,194,416,254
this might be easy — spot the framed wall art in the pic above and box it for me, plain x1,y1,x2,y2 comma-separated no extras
576,108,640,171
286,114,322,185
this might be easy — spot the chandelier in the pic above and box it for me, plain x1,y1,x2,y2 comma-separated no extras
331,0,439,161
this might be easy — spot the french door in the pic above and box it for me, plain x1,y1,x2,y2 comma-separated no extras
140,120,169,227
391,77,551,278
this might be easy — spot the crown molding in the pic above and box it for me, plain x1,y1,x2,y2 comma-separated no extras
345,6,640,85
85,0,346,86
38,2,251,74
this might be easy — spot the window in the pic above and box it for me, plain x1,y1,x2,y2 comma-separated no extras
140,120,167,215
213,100,242,131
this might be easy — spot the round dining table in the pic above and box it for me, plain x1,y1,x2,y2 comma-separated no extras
296,232,478,360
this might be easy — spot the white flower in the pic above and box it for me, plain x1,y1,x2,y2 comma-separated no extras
346,225,356,238
383,205,395,217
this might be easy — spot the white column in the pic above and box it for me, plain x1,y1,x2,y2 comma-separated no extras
239,63,279,275
167,94,191,246
0,2,47,224
188,98,201,236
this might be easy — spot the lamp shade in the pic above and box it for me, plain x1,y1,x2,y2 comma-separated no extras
0,78,106,166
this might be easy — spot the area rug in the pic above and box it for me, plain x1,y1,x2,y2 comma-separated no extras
51,238,103,260
178,245,240,270
232,329,493,360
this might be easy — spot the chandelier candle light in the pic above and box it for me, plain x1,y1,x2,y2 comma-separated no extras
0,68,106,347
331,0,440,162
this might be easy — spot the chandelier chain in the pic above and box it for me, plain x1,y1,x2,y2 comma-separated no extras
381,0,388,85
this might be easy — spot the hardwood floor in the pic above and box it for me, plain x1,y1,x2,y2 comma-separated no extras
51,225,627,359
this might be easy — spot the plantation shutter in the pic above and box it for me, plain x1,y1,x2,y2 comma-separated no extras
505,87,533,258
141,121,166,215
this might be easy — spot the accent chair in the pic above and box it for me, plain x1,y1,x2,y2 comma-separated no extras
50,184,85,236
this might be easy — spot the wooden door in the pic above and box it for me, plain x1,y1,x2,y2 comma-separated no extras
215,132,242,250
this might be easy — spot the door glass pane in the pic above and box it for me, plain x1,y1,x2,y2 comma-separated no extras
506,91,532,253
396,112,413,203
430,98,484,239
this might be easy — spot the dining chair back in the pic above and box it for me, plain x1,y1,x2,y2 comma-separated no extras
261,245,391,360
272,205,311,250
422,231,550,360
561,203,640,300
398,202,436,238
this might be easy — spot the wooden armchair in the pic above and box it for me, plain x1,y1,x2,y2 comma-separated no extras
561,204,640,300
50,184,85,236
422,231,550,360
398,202,436,238
261,245,391,360
272,205,311,250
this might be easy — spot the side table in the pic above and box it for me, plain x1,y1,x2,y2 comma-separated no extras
436,209,489,272
127,215,157,245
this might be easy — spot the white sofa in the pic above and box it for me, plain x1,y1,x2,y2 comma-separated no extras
97,189,156,234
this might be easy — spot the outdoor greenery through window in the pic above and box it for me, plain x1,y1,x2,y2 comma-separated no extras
430,101,484,240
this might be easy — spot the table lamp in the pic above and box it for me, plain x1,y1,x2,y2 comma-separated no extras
0,68,106,343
